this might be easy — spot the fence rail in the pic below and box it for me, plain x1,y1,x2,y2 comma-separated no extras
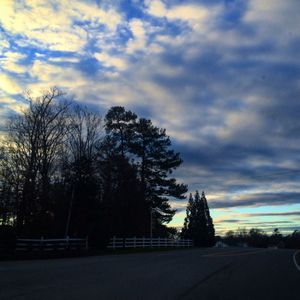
16,237,88,252
107,237,193,250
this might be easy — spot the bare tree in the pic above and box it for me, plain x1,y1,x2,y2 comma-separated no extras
68,105,103,163
64,105,103,236
5,87,70,233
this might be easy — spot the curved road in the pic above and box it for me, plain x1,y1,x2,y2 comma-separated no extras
0,248,299,299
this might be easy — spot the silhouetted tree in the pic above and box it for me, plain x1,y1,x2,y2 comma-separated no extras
201,191,215,246
105,106,137,158
221,228,300,249
224,230,236,246
181,193,194,238
270,228,282,246
247,228,269,248
102,108,149,238
104,107,187,237
130,118,187,234
0,98,188,248
182,190,215,246
63,105,103,238
285,230,300,249
3,88,69,235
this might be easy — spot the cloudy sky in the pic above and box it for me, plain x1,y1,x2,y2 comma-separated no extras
1,0,300,234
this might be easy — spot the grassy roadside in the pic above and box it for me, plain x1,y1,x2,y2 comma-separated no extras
295,251,300,266
0,247,193,261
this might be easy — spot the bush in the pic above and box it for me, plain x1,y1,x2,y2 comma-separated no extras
0,225,16,254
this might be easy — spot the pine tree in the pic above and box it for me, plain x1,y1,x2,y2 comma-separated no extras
105,106,137,158
182,190,215,246
201,191,215,246
181,193,193,238
131,118,187,229
104,107,187,237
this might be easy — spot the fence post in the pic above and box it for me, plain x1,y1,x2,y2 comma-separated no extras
66,235,69,250
133,236,136,248
142,236,145,248
112,236,116,250
40,236,44,251
85,236,89,250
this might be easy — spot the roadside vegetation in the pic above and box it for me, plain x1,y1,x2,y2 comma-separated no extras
0,88,216,256
0,88,189,248
220,228,300,249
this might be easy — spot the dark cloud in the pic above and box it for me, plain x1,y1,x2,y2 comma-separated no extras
210,193,300,209
216,219,241,223
242,221,293,225
246,211,300,217
76,58,100,76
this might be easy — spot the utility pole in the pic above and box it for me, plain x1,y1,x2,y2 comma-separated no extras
65,184,74,237
150,207,155,248
150,208,153,239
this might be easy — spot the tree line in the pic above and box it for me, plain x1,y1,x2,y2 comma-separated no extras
221,228,300,249
0,88,217,249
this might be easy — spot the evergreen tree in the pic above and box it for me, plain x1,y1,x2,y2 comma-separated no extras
131,118,187,233
201,191,215,246
182,190,215,246
105,106,137,158
104,107,187,237
181,193,193,238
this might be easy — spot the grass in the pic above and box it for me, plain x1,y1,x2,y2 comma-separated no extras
0,247,193,261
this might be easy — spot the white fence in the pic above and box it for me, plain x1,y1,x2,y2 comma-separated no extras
16,237,88,252
107,237,193,250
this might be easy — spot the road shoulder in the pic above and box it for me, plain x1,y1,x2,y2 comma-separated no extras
293,250,300,272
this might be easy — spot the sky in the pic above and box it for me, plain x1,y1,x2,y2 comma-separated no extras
1,0,300,235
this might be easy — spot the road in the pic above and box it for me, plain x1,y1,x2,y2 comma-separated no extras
0,248,299,299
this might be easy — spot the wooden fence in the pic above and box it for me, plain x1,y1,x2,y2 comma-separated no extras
16,237,88,252
107,237,193,250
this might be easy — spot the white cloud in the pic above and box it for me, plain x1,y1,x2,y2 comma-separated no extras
245,0,291,23
0,73,23,94
0,95,27,114
29,59,87,91
126,18,147,54
146,0,221,31
47,57,79,63
0,37,10,55
147,0,166,17
0,51,28,74
244,0,300,45
94,52,127,71
0,0,123,52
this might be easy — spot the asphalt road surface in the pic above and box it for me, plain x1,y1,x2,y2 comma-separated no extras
1,247,299,300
